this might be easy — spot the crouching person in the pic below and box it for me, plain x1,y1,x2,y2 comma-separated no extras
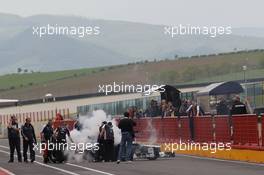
21,118,36,163
54,121,72,163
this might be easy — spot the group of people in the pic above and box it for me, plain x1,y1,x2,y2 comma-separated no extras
97,121,115,162
179,100,205,117
144,99,177,117
144,99,204,118
216,96,248,115
141,95,249,118
7,116,36,163
41,119,72,164
96,111,136,164
7,114,72,164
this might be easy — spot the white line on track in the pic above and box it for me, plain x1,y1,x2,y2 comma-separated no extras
0,167,15,175
34,161,80,175
0,144,115,175
66,163,115,175
174,153,264,167
0,145,9,149
0,149,80,175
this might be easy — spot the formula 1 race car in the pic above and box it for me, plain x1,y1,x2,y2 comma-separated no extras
132,143,160,160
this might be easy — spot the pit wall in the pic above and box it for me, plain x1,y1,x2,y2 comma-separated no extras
133,114,264,163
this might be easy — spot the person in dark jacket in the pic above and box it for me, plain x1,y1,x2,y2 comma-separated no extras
186,101,195,141
230,96,248,115
145,100,160,117
117,112,136,164
100,122,115,162
216,98,229,115
96,121,107,162
21,117,36,163
179,100,188,116
7,116,22,163
40,119,54,163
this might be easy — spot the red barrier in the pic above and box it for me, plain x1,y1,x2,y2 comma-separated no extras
134,118,151,143
161,118,179,142
214,116,231,143
194,116,213,143
133,117,180,143
133,115,259,146
179,117,190,141
232,114,259,145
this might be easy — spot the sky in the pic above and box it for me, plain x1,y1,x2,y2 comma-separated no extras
0,0,263,27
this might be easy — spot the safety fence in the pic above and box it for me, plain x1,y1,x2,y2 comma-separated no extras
194,116,214,143
133,114,264,149
214,116,231,143
0,108,70,126
232,115,259,146
179,117,190,142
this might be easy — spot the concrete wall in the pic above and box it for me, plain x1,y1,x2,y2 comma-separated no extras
0,93,158,115
0,93,159,138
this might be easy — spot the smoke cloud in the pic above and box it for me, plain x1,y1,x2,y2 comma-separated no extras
146,119,157,144
65,110,121,162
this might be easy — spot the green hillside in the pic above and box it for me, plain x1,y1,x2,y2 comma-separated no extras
0,50,263,100
0,67,104,91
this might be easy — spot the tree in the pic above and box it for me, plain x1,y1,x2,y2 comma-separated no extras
17,68,22,73
24,69,28,73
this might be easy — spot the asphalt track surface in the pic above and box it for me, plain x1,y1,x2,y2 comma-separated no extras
0,139,264,175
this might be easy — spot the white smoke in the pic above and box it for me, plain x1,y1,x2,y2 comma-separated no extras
65,110,121,162
146,119,157,144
